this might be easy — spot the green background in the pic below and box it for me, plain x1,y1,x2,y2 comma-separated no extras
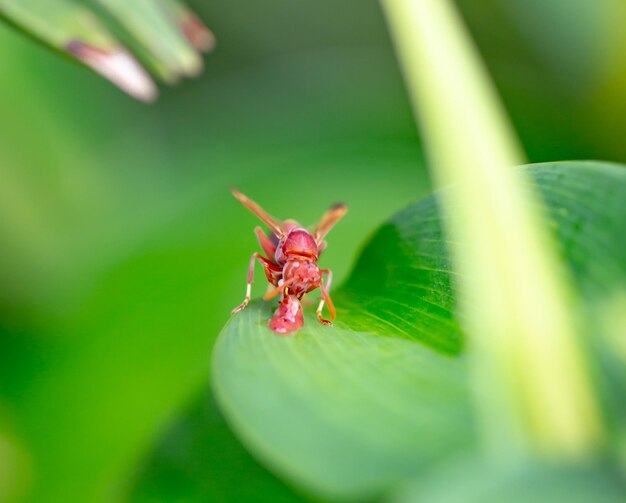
0,0,625,501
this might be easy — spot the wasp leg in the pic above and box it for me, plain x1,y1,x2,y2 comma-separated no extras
255,226,277,259
316,269,335,326
263,278,296,301
232,252,278,315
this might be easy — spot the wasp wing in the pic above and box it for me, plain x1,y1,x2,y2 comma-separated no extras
232,188,285,238
313,203,347,243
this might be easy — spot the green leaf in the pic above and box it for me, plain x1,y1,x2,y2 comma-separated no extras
214,303,472,501
0,0,212,100
91,0,208,82
212,161,626,501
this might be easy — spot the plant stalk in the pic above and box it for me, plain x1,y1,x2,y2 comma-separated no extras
381,0,603,458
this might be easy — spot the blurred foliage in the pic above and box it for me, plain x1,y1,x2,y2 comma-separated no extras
393,459,624,503
456,0,626,162
0,414,29,503
0,0,624,502
130,390,312,503
0,0,213,100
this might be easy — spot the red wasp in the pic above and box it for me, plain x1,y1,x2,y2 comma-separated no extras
231,189,347,334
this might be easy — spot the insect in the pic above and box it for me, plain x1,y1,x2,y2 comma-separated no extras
231,189,347,334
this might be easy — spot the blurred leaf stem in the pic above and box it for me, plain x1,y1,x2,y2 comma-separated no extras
381,0,604,458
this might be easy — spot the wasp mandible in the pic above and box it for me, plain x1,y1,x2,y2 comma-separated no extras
231,189,347,334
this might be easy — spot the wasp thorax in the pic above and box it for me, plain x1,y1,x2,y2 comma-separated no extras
282,259,321,296
275,229,319,264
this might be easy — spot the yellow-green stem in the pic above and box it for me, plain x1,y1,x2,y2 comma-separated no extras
381,0,603,457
